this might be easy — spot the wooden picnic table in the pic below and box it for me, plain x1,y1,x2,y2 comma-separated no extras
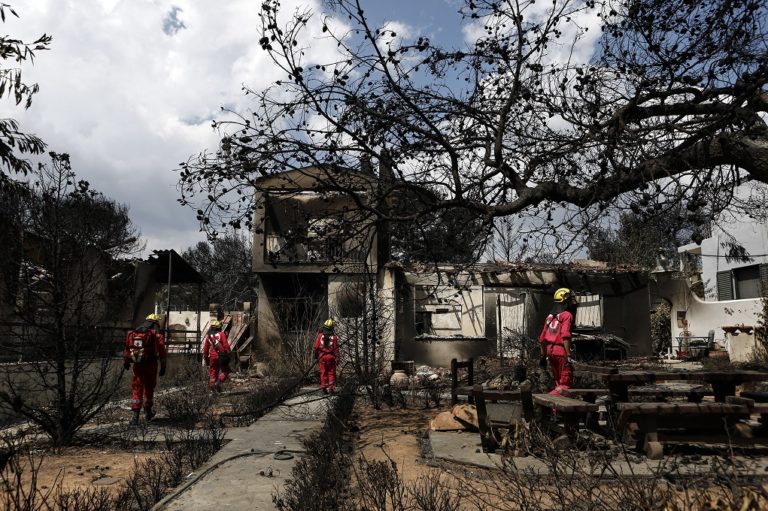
604,370,768,403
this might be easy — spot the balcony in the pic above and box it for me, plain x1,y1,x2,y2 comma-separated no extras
265,235,369,265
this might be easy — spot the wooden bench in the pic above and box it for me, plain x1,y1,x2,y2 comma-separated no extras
728,395,768,427
450,358,474,405
616,402,752,459
472,384,534,452
740,391,768,402
573,363,618,379
564,386,712,402
559,388,610,430
532,394,599,444
560,388,609,403
627,386,712,403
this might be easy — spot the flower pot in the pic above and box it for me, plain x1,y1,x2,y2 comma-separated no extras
390,369,409,389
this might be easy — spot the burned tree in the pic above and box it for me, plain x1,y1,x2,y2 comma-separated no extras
178,0,768,258
179,232,256,310
0,153,141,446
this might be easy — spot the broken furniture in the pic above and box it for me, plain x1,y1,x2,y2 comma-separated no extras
675,335,713,360
532,393,599,446
616,402,753,459
571,332,630,361
472,384,534,452
450,358,474,405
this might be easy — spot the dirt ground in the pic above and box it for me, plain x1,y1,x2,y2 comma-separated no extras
20,448,158,493
355,403,436,482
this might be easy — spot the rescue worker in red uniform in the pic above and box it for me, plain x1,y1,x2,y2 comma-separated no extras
313,319,340,394
203,319,231,392
124,313,167,425
538,288,578,396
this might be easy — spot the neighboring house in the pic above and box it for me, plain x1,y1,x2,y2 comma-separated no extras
0,246,205,360
389,261,651,366
653,182,768,361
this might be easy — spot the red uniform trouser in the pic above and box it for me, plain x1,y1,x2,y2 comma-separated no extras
208,358,231,388
318,355,337,390
546,345,573,395
132,362,158,411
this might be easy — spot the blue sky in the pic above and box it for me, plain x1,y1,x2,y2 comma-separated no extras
0,0,477,256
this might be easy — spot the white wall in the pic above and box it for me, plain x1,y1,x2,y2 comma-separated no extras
661,277,763,348
699,182,768,293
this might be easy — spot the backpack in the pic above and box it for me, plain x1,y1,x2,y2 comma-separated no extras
546,314,563,335
212,333,231,366
127,330,153,363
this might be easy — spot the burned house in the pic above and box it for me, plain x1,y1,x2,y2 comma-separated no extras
251,165,652,368
390,261,651,366
251,165,396,360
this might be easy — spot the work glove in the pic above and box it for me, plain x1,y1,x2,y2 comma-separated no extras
538,356,548,369
159,366,166,377
123,361,131,371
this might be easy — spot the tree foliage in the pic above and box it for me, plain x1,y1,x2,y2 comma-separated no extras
178,0,768,258
0,3,51,181
585,209,696,268
0,153,141,445
180,232,255,310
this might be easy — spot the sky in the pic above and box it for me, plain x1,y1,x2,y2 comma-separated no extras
0,0,600,257
0,0,470,257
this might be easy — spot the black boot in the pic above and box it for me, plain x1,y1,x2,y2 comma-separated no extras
130,410,140,426
145,407,156,421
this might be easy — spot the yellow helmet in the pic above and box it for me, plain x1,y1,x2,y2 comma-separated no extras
210,319,222,328
324,319,335,329
553,288,571,303
146,313,161,323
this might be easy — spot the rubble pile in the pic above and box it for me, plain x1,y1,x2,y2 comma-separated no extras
430,403,478,432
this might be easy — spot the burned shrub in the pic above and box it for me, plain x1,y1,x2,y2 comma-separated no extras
273,384,356,511
161,383,215,426
53,486,116,511
355,455,407,511
408,471,462,511
225,376,301,427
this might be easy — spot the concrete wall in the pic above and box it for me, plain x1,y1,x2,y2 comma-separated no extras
606,287,652,356
167,311,200,343
395,269,653,365
401,337,495,367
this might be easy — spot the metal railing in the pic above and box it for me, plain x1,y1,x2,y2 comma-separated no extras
0,322,201,363
264,235,369,264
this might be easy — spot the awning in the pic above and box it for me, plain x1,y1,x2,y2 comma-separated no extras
147,249,205,284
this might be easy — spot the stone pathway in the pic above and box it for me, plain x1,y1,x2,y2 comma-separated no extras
154,388,331,511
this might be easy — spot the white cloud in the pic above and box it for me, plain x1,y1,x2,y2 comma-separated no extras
0,0,339,256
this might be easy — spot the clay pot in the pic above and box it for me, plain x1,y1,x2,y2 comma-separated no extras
390,370,409,389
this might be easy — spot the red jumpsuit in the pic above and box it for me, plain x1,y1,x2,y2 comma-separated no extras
124,328,167,412
203,330,231,388
313,330,339,391
538,310,574,395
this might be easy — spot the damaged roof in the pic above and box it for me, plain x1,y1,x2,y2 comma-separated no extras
146,249,206,284
390,259,649,295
